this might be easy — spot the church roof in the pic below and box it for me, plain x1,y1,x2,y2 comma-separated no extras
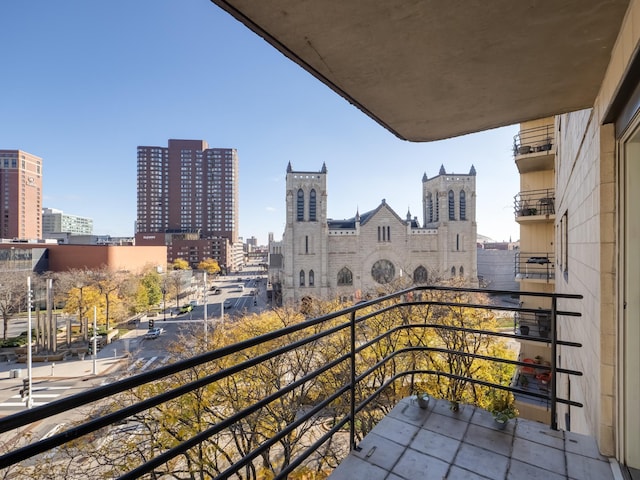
328,199,419,230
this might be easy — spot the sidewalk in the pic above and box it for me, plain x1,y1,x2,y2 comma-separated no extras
0,329,144,384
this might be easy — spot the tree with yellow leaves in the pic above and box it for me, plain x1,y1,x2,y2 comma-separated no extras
197,257,221,277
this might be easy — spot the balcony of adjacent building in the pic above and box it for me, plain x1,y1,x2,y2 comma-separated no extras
515,252,555,283
513,124,556,174
514,189,555,223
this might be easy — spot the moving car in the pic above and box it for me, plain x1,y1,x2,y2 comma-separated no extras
179,304,193,314
144,327,164,339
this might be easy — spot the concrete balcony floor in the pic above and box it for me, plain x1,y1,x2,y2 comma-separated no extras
330,397,618,480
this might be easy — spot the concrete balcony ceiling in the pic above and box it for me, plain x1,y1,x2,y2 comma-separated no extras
210,0,629,141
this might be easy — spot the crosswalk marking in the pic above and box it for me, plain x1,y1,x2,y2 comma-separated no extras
127,356,168,373
0,385,73,409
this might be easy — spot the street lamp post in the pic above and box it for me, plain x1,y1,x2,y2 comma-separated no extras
163,283,167,322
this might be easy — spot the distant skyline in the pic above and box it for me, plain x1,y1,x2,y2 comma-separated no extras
1,1,520,246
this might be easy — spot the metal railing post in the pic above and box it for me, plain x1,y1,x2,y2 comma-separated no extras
550,296,558,430
349,309,358,452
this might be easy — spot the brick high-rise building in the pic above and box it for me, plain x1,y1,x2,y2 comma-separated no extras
0,149,43,240
135,139,241,271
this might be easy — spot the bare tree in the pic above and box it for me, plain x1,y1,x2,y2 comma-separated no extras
55,269,96,342
88,268,123,332
0,270,29,340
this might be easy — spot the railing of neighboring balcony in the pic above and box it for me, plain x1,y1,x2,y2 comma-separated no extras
514,188,555,218
515,310,553,339
513,124,554,155
515,251,555,281
0,286,581,479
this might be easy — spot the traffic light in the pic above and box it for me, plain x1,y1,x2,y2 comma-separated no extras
149,319,155,328
21,379,29,399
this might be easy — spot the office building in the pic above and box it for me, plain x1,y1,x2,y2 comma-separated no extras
42,207,93,235
0,149,42,240
135,139,240,271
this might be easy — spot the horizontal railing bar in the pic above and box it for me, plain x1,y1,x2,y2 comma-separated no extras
406,300,581,318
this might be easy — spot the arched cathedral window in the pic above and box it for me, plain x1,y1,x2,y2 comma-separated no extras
309,189,317,221
337,267,353,286
448,190,455,220
297,189,304,221
460,190,466,220
309,270,315,286
413,266,428,284
300,270,305,286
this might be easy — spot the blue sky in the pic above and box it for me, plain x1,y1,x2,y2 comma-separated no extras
1,1,520,245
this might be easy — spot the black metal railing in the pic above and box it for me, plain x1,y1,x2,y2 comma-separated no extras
513,124,554,155
514,188,555,217
516,252,555,281
0,286,581,479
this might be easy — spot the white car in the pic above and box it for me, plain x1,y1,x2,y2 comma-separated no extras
144,327,164,339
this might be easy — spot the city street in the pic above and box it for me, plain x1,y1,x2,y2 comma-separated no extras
0,264,269,444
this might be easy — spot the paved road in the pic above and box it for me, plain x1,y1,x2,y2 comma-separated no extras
0,267,270,442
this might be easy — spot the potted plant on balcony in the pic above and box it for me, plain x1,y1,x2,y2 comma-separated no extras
488,389,518,429
414,391,430,409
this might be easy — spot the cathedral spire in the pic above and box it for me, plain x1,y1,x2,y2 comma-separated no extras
469,164,476,176
286,161,292,173
321,162,327,173
422,171,428,182
439,164,446,175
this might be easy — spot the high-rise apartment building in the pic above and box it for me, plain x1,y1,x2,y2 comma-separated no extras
135,139,240,271
0,149,43,240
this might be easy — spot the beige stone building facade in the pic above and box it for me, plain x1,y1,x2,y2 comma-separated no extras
275,162,477,304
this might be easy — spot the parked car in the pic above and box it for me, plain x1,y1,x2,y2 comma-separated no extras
144,327,164,339
211,287,222,294
179,304,193,314
223,299,233,309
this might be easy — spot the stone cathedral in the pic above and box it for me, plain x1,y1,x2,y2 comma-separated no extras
271,162,478,305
